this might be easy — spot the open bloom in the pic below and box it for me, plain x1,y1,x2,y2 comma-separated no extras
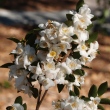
12,103,24,110
73,4,94,30
38,76,55,90
11,43,24,55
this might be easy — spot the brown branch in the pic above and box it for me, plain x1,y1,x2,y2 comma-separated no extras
61,49,72,62
39,90,48,105
36,89,48,110
36,84,42,110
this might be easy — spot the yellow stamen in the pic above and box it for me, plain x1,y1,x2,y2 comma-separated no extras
71,102,77,108
49,51,56,57
28,55,34,62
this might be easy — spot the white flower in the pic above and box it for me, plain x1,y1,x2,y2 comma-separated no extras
8,65,28,80
56,41,72,53
15,73,28,89
73,29,89,43
39,36,50,48
42,61,60,79
73,4,94,30
11,43,24,55
80,56,92,65
59,23,74,37
30,63,43,80
74,41,88,57
19,85,32,97
23,45,37,68
55,63,69,84
90,97,100,105
37,50,47,61
38,76,55,90
66,57,81,70
87,41,99,60
12,103,24,110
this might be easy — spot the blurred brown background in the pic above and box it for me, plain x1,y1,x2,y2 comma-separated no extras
0,0,110,110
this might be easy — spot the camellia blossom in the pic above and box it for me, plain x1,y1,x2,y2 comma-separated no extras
5,2,101,110
12,103,24,110
52,96,100,110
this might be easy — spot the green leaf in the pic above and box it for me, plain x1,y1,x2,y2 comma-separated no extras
74,85,80,96
7,37,20,43
31,87,38,99
25,31,37,47
64,20,73,27
65,74,75,82
74,69,85,76
0,63,14,68
14,96,23,105
86,33,98,43
76,0,84,12
100,98,110,105
88,85,97,97
57,84,65,93
82,65,92,69
69,90,76,96
80,96,90,101
71,35,77,39
98,105,105,110
66,14,73,20
6,106,13,110
23,103,27,110
31,61,39,66
91,16,98,21
72,52,81,59
87,24,93,31
98,81,108,96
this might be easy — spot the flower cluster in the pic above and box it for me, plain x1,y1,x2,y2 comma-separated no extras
3,1,108,110
52,96,100,110
7,4,99,97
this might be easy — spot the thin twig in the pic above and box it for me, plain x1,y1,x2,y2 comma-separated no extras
61,49,72,62
36,84,42,110
40,90,48,104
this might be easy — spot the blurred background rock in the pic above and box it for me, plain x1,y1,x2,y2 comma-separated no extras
0,0,110,110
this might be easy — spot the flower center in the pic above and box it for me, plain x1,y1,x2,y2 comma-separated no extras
49,51,56,57
81,44,87,50
42,79,48,86
28,55,34,62
71,102,77,108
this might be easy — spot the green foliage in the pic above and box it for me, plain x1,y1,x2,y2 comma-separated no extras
76,0,84,12
3,81,11,89
66,14,73,21
7,37,20,43
31,87,38,99
72,52,81,59
65,74,75,82
57,84,65,93
98,81,108,96
74,69,85,76
88,85,97,97
100,98,110,105
23,103,27,110
0,63,14,68
87,24,93,31
14,96,23,105
86,33,98,43
74,85,80,96
98,105,105,110
80,96,90,101
82,65,92,69
64,20,73,27
69,90,76,96
25,31,37,47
